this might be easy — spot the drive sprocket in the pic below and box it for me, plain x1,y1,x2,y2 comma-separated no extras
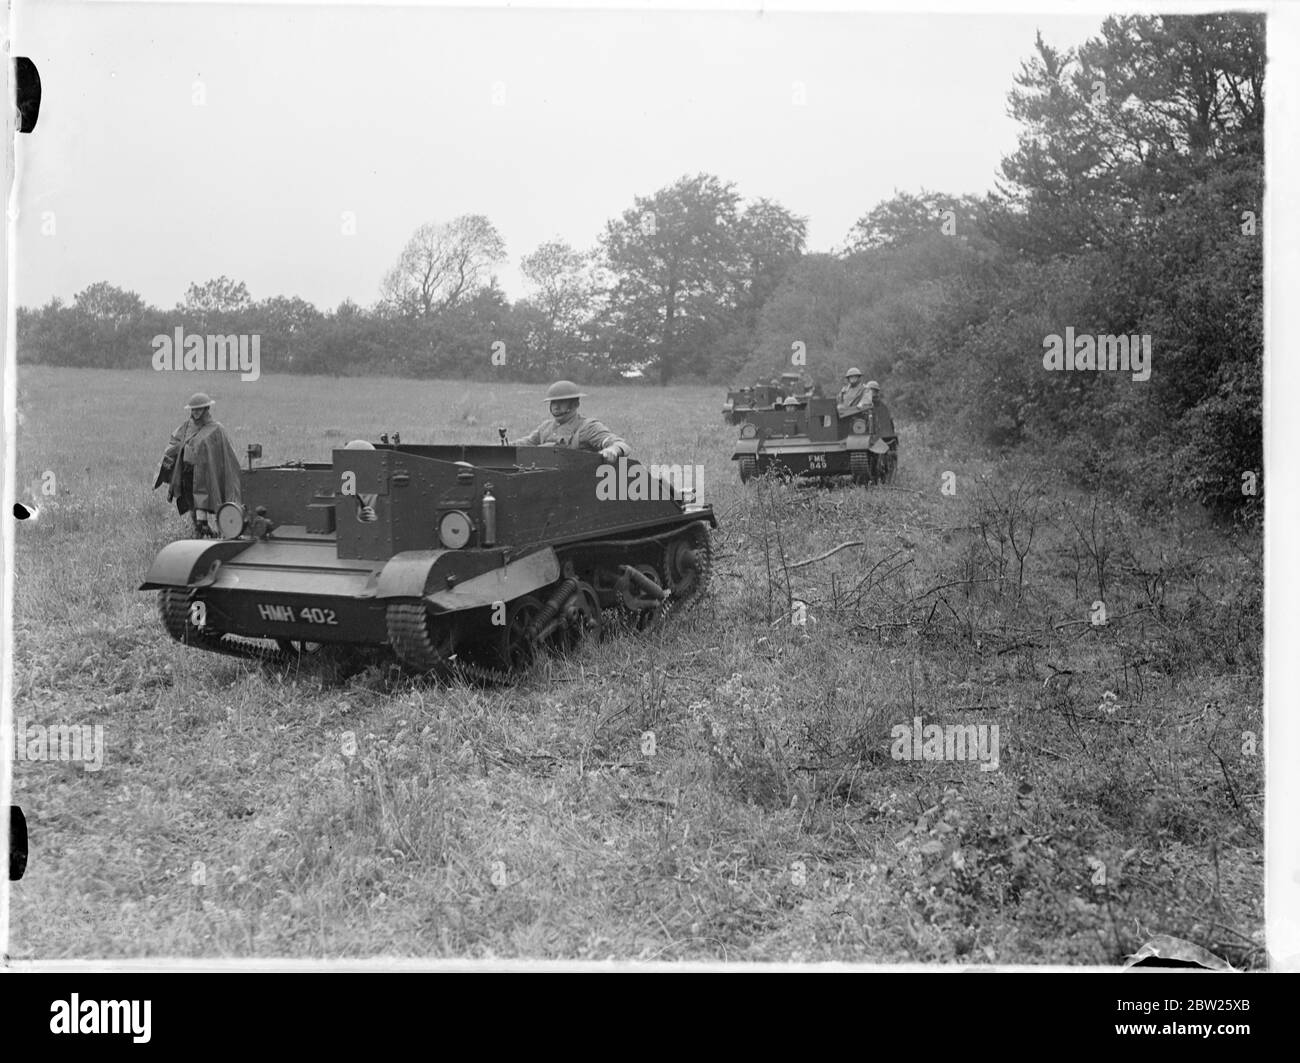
386,602,456,674
662,522,712,609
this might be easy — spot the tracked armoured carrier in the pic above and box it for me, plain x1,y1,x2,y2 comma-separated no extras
140,440,716,681
731,398,898,485
722,383,784,425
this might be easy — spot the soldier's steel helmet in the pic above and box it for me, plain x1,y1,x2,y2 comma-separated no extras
544,380,586,402
185,392,214,409
865,380,881,390
845,368,862,379
344,439,375,450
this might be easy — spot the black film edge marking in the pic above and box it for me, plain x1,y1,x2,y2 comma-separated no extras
15,57,41,133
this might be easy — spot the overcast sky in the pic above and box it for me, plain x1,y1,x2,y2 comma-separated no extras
12,2,1105,311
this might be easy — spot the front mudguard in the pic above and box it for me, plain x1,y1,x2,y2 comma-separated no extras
139,538,255,590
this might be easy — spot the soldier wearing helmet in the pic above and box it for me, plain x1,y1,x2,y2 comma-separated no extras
861,381,897,485
838,368,868,409
509,381,630,463
862,381,894,433
863,380,888,413
153,393,243,537
344,440,377,520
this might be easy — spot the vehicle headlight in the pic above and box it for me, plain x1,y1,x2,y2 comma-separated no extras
216,502,246,539
438,511,473,549
740,423,757,439
851,419,867,435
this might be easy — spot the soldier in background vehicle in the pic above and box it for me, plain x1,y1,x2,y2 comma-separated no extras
862,380,898,485
510,380,630,463
154,392,243,537
863,380,894,433
838,368,868,409
775,372,802,408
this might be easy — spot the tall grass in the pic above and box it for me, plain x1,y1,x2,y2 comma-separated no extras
7,366,1263,964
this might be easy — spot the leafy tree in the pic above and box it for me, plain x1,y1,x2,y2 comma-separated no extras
734,199,807,312
1082,14,1263,165
518,239,597,372
16,298,79,365
748,253,854,384
844,191,985,253
600,174,803,383
520,240,590,329
72,281,147,326
600,174,743,382
55,282,151,367
988,12,1263,519
997,15,1263,258
381,214,506,318
181,276,252,315
252,295,323,372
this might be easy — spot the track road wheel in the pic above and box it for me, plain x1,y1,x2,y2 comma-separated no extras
662,524,713,608
850,451,872,487
616,564,668,633
496,595,543,671
739,456,757,484
555,583,602,654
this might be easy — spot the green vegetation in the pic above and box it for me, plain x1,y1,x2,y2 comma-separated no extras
9,368,1262,963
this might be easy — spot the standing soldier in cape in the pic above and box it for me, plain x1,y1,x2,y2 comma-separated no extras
154,392,243,537
510,380,630,463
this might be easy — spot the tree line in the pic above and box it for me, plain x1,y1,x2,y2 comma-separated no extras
18,13,1262,522
17,174,805,388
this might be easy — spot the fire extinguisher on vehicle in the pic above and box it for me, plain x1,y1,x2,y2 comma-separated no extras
482,484,497,546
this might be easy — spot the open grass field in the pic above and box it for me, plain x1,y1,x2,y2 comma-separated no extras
6,365,1264,964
